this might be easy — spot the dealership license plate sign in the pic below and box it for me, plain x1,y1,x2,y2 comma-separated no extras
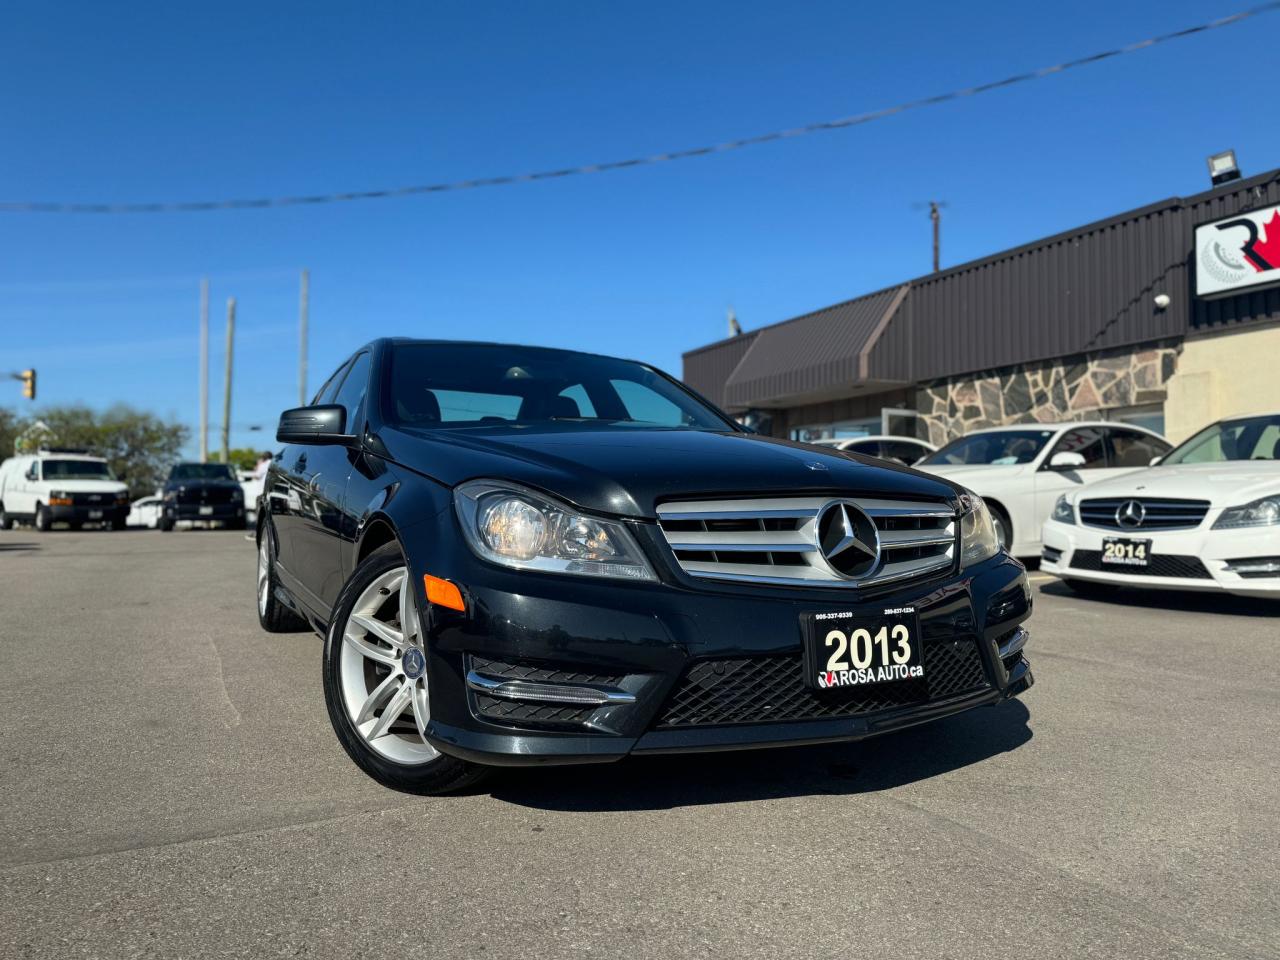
803,607,923,690
1101,536,1151,568
1195,202,1280,298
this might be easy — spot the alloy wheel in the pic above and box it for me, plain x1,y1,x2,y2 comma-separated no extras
337,566,439,765
257,535,271,616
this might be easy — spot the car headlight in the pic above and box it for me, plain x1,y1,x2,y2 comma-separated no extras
1051,494,1075,525
1212,494,1280,530
959,492,1001,569
231,489,244,502
453,480,656,582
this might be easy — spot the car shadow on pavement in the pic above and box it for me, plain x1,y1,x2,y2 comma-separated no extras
0,541,41,551
1038,580,1280,617
487,700,1032,812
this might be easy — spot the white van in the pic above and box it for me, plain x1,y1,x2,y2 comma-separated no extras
0,450,130,531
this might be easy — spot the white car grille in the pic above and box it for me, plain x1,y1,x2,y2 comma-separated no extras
655,496,957,588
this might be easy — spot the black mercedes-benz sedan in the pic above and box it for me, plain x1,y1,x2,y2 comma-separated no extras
257,338,1033,792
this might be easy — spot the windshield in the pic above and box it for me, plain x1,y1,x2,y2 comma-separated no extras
386,342,734,432
920,429,1054,466
1162,415,1280,465
169,463,235,481
41,459,115,480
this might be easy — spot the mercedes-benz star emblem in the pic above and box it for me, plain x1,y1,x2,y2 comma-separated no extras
1115,499,1146,529
402,647,426,680
815,500,881,579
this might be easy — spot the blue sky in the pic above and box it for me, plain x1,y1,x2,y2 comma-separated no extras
1,0,1275,454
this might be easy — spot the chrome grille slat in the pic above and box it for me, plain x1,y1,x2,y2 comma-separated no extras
1078,496,1211,531
657,496,957,588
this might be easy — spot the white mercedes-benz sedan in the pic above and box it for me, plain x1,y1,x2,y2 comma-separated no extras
916,422,1172,559
1041,412,1280,599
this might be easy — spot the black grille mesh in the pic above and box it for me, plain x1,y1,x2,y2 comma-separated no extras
468,656,623,727
1070,550,1211,579
654,639,987,728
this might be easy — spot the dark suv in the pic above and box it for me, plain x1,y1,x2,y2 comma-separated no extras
160,462,246,531
257,339,1033,792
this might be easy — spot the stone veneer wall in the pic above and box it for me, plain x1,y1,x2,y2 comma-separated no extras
914,342,1180,446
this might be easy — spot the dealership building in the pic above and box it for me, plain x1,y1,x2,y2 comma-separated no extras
683,163,1280,446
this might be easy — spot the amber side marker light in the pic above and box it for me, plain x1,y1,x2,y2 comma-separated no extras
423,574,466,612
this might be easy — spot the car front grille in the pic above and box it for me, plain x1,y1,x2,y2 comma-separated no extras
655,496,956,589
1078,497,1210,531
1070,549,1212,579
177,486,236,505
653,639,987,728
71,492,117,506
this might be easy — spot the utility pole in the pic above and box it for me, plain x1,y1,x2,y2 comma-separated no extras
199,278,209,462
221,297,236,465
929,201,943,273
298,269,310,406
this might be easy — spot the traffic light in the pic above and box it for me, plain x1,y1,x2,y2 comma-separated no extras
20,369,35,400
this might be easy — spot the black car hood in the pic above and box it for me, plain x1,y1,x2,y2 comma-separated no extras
163,477,240,492
381,425,963,518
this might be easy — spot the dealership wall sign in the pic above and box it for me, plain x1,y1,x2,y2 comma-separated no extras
1195,203,1280,297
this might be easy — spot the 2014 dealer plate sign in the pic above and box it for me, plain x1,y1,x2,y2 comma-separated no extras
803,607,924,690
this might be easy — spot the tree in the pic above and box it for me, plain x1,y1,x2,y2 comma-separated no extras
0,407,23,458
215,447,264,472
0,404,189,497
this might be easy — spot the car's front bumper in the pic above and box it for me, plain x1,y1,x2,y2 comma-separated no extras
47,503,128,525
165,502,245,523
1041,518,1280,599
406,518,1034,766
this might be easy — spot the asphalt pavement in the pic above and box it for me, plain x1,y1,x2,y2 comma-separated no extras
1,528,1277,960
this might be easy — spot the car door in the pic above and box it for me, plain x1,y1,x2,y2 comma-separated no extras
11,458,38,515
272,358,352,583
1034,426,1109,523
292,350,370,611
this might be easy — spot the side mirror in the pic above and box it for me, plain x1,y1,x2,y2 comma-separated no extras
1047,451,1087,471
1149,455,1163,466
276,405,355,445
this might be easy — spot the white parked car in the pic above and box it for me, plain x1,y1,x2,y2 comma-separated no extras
810,435,936,466
127,495,163,529
1042,412,1280,599
916,422,1172,558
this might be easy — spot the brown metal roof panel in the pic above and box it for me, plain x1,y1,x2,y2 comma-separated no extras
722,285,907,407
681,331,758,410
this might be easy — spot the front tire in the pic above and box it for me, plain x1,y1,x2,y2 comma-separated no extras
257,522,308,632
35,505,52,532
323,542,486,794
0,503,12,530
159,516,174,532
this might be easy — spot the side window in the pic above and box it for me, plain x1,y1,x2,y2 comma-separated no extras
1107,428,1169,468
609,379,686,426
847,440,882,458
884,440,925,464
1051,427,1108,470
312,359,352,406
558,384,597,418
331,352,371,428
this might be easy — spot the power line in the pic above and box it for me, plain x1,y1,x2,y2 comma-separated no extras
3,3,1275,216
